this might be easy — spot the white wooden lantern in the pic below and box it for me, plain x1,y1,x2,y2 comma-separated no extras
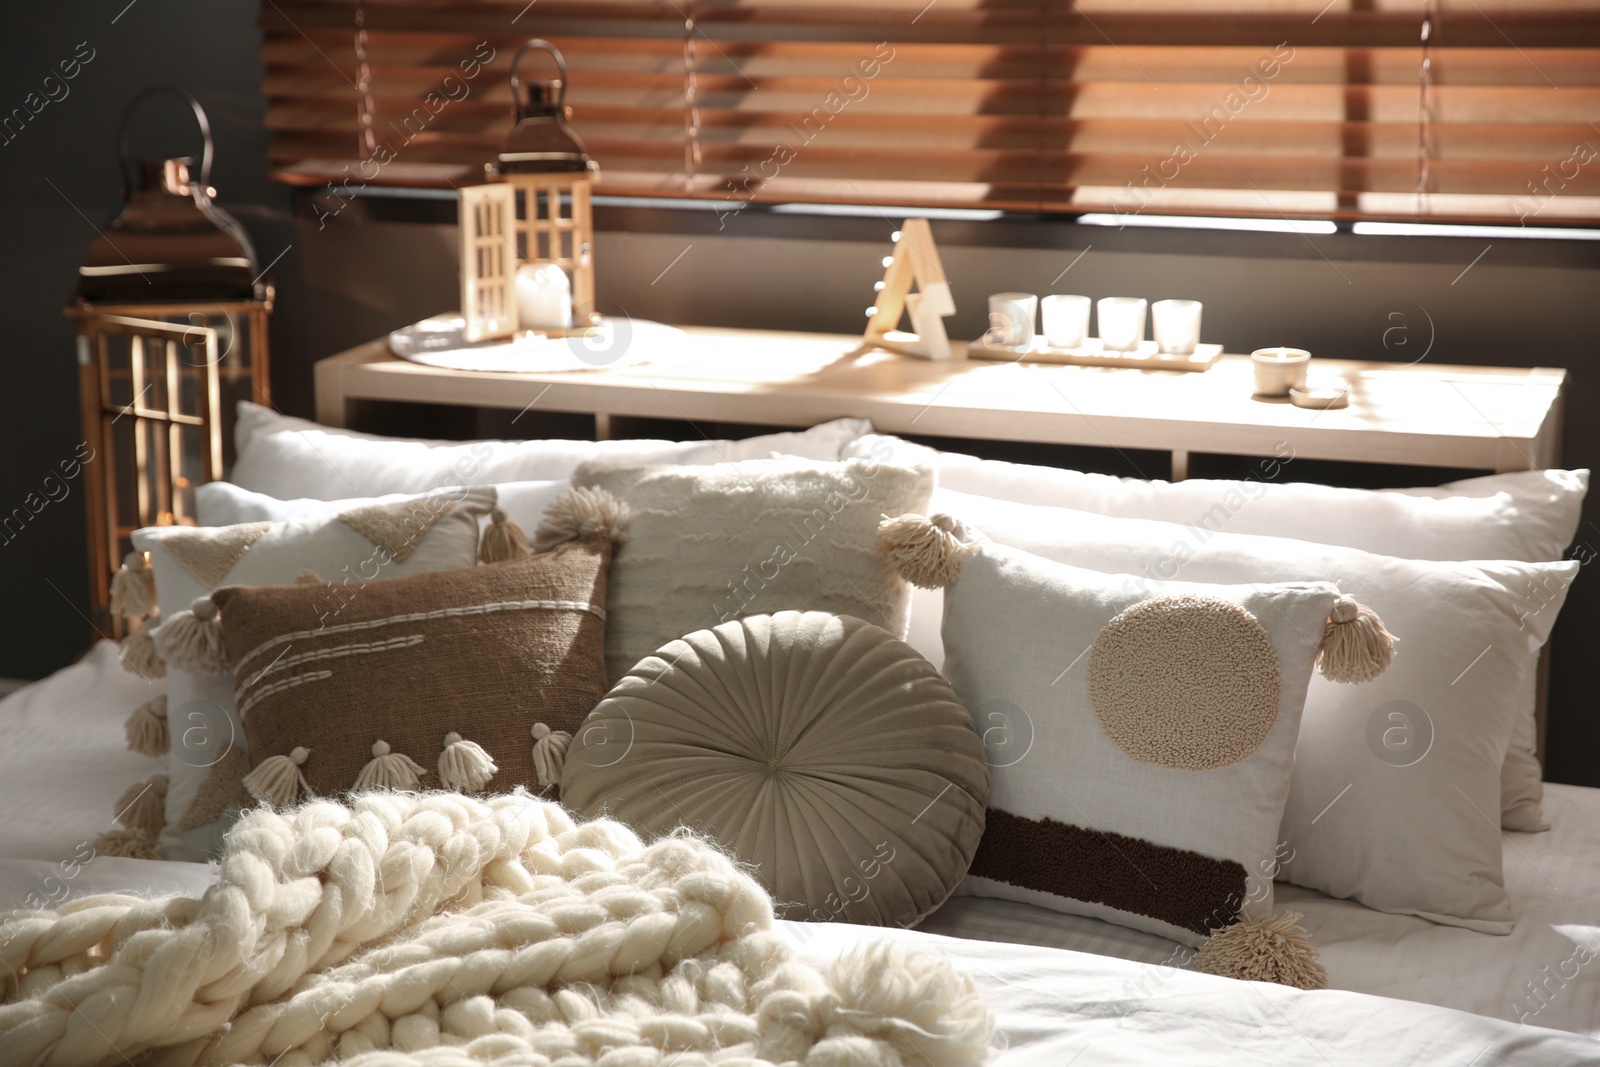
460,40,597,342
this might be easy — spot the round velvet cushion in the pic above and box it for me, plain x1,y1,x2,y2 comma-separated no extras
560,610,989,927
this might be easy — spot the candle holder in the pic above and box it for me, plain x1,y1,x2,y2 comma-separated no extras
1097,297,1147,353
1152,299,1203,356
1042,295,1091,350
1251,348,1311,397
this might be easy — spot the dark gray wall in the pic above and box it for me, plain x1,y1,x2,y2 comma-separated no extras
3,5,1597,784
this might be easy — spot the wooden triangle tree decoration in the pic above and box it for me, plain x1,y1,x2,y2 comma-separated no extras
855,218,956,361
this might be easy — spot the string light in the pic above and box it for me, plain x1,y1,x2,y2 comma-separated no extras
866,306,878,317
891,230,903,242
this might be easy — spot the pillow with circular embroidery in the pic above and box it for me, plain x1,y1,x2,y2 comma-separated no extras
559,610,989,927
877,512,1391,964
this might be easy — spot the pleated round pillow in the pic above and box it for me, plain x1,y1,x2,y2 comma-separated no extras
560,610,989,927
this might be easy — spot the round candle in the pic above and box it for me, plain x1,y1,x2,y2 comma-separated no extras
1249,347,1311,397
515,262,572,331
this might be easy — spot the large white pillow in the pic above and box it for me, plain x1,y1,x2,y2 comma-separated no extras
850,434,1588,561
231,401,871,500
852,434,1588,831
198,479,567,536
131,487,493,860
916,489,1578,932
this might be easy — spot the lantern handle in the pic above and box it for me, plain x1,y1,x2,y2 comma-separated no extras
116,85,214,196
509,39,568,121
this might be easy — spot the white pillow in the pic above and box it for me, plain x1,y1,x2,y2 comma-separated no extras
131,487,493,860
198,479,567,537
918,489,1579,931
567,458,934,682
916,530,1341,947
852,435,1588,832
231,401,871,500
850,435,1588,561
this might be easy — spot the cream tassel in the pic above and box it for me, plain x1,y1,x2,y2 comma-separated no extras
437,732,498,792
123,695,169,757
531,723,572,790
151,596,228,675
109,551,157,618
112,774,168,837
118,623,165,679
1318,595,1395,684
1193,911,1328,990
533,486,631,551
878,512,972,589
90,828,159,860
353,741,425,792
242,747,311,807
479,507,531,564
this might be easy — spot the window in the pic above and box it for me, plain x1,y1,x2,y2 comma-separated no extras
262,1,1600,226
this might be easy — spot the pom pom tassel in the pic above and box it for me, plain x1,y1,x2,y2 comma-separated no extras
119,623,165,679
1318,595,1395,684
152,596,229,675
438,732,498,792
124,695,169,757
1193,911,1328,990
90,828,160,861
113,774,168,837
243,747,312,807
878,512,972,589
353,741,425,792
531,723,572,790
109,551,157,619
479,507,531,564
533,486,631,551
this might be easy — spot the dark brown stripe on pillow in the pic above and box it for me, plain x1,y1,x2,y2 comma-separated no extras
971,807,1246,936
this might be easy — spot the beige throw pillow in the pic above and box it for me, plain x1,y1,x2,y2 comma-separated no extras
563,458,935,682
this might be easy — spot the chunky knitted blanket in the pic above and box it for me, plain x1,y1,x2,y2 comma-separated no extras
0,792,993,1066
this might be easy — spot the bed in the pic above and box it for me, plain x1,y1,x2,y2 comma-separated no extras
5,638,1598,1063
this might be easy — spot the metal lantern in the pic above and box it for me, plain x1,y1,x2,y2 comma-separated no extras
459,40,598,342
67,86,272,634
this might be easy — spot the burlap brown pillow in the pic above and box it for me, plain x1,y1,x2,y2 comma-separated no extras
211,535,612,805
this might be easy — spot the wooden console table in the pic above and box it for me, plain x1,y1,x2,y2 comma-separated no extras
315,326,1565,480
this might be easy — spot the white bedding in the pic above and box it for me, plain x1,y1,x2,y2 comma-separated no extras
4,642,1600,1061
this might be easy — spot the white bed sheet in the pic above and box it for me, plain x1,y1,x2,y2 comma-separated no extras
0,641,164,862
3,641,1599,1058
920,783,1600,1038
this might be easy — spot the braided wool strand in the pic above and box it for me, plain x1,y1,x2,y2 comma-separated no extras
0,791,993,1067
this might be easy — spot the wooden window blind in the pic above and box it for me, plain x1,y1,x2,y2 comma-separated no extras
261,1,1600,226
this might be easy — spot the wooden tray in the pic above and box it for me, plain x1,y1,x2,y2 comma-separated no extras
967,338,1222,371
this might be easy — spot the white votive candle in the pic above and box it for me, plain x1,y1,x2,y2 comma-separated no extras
1097,297,1147,352
1042,294,1091,350
1250,347,1311,397
515,262,572,331
1152,299,1203,355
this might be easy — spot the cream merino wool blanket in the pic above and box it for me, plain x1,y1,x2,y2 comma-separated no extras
0,791,994,1066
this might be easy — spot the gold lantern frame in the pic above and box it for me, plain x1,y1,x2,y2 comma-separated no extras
67,293,272,634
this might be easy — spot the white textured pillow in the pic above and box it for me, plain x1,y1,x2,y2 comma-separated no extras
852,434,1588,832
566,458,934,682
198,479,567,537
919,489,1579,931
231,401,871,500
892,527,1342,946
131,487,493,859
